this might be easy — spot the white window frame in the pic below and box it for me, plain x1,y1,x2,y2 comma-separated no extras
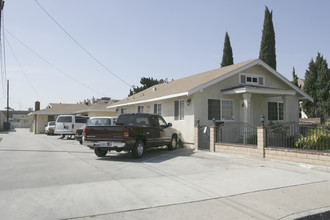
121,108,128,114
174,100,184,121
239,73,264,86
154,103,162,115
221,99,234,121
137,106,144,113
208,99,234,121
268,101,283,121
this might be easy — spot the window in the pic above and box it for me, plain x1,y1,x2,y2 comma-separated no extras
57,116,72,123
208,99,234,121
121,108,127,114
268,102,283,121
138,106,144,113
75,116,88,123
116,114,150,126
208,99,220,120
48,115,55,121
174,100,184,120
87,118,111,126
154,104,162,115
240,74,264,86
221,100,234,120
157,116,167,127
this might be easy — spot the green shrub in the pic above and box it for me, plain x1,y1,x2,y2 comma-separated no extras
295,118,330,151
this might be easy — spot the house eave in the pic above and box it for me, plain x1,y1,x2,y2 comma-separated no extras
74,109,115,113
222,87,296,96
108,92,189,109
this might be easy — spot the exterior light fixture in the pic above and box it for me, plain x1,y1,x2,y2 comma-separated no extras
260,114,265,126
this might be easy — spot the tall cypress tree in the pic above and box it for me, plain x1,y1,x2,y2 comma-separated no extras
292,67,299,87
221,32,234,67
259,6,276,70
303,53,330,121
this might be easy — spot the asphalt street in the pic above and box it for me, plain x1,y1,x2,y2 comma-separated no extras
0,128,330,220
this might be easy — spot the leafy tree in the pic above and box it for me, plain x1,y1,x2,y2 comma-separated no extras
303,53,330,121
259,6,276,70
292,67,299,87
129,77,162,96
221,32,234,67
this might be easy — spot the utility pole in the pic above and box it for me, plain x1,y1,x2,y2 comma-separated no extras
6,79,9,125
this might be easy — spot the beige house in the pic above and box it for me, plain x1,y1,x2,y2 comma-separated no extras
30,102,116,134
108,59,313,145
0,110,33,130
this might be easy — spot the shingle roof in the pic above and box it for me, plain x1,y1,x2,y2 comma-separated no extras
29,103,115,115
30,103,90,115
108,59,258,108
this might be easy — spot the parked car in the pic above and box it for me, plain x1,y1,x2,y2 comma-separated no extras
83,113,178,158
45,121,56,135
54,115,89,139
75,117,117,145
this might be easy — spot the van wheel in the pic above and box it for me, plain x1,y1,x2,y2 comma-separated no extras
132,140,145,158
94,148,107,157
167,135,177,150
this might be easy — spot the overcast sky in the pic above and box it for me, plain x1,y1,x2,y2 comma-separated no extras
1,0,330,110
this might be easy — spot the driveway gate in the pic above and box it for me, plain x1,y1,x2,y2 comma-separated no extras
198,125,210,150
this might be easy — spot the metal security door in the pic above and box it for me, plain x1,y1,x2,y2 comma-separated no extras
198,125,210,150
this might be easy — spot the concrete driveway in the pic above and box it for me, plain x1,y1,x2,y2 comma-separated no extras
0,128,330,220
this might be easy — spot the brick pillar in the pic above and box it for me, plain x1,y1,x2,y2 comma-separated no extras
210,126,215,152
257,126,266,158
194,126,198,149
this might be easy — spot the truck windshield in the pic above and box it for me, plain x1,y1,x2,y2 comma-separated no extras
116,114,150,126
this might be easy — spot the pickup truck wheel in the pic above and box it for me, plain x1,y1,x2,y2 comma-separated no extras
132,140,145,158
94,148,108,157
168,135,178,150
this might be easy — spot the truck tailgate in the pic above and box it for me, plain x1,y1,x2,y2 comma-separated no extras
85,126,124,141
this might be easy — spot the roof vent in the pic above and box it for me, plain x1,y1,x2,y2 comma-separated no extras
153,87,157,91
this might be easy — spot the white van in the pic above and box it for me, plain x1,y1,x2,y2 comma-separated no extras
54,115,89,138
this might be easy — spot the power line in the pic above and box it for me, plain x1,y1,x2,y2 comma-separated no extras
33,0,133,89
5,29,108,96
5,36,41,99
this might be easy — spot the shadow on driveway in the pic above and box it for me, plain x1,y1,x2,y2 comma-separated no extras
96,147,195,163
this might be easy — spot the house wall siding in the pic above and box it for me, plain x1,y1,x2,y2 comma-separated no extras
36,115,48,134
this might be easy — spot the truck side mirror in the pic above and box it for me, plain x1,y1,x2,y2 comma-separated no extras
167,123,172,127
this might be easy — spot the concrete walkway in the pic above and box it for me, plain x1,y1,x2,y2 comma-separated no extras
0,129,330,220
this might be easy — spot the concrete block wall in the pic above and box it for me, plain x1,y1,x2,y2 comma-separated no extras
265,148,330,167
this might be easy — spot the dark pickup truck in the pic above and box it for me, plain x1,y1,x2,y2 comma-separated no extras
83,113,178,158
